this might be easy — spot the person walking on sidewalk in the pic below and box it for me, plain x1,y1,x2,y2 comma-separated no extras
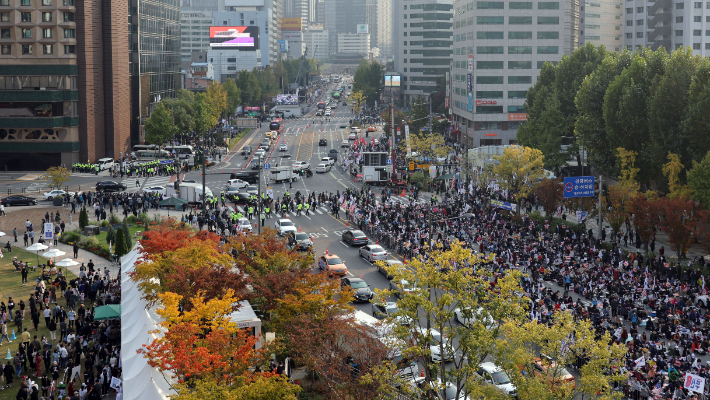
72,243,78,258
13,228,17,243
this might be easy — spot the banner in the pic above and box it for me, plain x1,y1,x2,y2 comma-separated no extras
491,200,515,211
684,373,705,393
44,223,54,240
404,125,411,157
468,54,473,72
467,93,473,112
634,356,645,369
281,17,303,31
467,74,472,92
563,176,595,198
429,165,437,178
575,211,588,224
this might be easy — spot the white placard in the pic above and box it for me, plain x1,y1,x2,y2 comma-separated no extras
684,373,705,393
44,223,54,240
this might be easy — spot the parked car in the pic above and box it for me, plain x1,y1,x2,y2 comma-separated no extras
275,219,297,236
95,181,126,192
359,245,388,262
372,301,412,326
1,195,37,206
42,190,74,200
389,279,419,298
454,307,497,329
411,327,454,363
318,254,348,276
341,277,374,302
341,229,369,246
315,163,331,173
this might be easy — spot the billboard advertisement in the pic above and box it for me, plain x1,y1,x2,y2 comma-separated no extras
384,75,400,87
281,17,303,31
282,32,303,41
357,24,368,34
209,26,259,50
508,113,527,121
276,94,298,105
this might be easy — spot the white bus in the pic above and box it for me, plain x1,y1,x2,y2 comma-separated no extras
132,144,160,153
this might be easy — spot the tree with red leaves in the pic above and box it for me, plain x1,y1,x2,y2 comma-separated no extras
534,177,563,217
628,193,660,252
225,227,313,276
657,196,699,259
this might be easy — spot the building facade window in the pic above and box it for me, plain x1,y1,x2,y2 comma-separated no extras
478,46,504,54
509,2,533,9
509,46,532,54
537,46,558,54
21,12,32,22
537,31,559,39
477,76,504,84
477,16,504,24
508,90,527,98
476,106,503,113
42,12,52,22
477,31,504,39
22,44,32,54
0,44,10,55
508,61,531,69
509,31,532,39
508,76,532,84
22,29,32,38
477,61,503,69
510,16,533,24
64,44,75,53
508,105,526,112
477,1,503,9
64,28,74,38
476,91,503,98
42,44,52,54
538,17,559,24
538,2,559,9
43,28,52,38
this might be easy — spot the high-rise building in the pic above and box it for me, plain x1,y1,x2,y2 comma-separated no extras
0,0,130,169
579,0,622,52
393,0,453,105
315,0,324,24
180,11,214,68
304,26,328,60
450,0,580,148
337,32,369,55
377,0,393,58
622,0,710,56
129,0,181,145
365,0,377,49
325,0,366,54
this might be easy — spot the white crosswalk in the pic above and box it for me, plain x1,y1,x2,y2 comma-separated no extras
122,176,172,192
264,205,343,219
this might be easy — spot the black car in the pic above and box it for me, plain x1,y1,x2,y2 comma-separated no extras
1,195,37,206
329,149,338,162
342,229,369,246
251,162,261,170
341,277,374,302
241,146,251,155
95,181,126,192
230,192,251,205
319,139,327,146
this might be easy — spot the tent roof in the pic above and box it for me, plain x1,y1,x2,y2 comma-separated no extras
94,304,121,320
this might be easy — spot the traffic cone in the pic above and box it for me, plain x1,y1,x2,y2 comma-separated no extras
376,239,379,245
254,223,257,228
10,330,15,340
299,226,301,232
420,369,425,378
326,248,329,255
5,349,11,360
403,257,407,265
345,221,349,226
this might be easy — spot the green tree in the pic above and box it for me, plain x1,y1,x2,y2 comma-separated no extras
223,78,241,117
115,228,128,258
408,95,429,133
350,90,366,116
144,102,174,152
648,47,704,178
194,93,216,135
123,216,133,250
682,58,710,164
519,43,608,174
163,94,196,136
79,206,89,231
602,48,668,184
106,224,116,247
688,151,710,209
575,50,633,177
353,60,383,106
237,70,262,106
205,81,227,120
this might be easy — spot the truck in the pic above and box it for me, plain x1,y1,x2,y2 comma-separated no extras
270,166,299,184
178,182,214,205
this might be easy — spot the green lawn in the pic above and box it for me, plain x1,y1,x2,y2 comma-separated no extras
0,248,79,400
94,224,143,246
228,129,251,150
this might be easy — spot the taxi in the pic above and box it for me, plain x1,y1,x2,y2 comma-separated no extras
318,254,348,276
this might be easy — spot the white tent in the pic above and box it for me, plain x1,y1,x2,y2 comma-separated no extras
120,245,176,400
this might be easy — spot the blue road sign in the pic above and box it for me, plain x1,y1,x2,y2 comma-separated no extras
386,158,392,165
563,176,595,198
263,162,271,170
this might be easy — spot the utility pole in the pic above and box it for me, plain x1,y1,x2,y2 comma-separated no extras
201,150,207,214
257,157,262,235
597,174,603,239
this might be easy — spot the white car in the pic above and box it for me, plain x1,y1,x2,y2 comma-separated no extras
42,190,74,200
291,161,311,171
475,363,516,397
226,187,241,196
359,244,388,262
320,157,335,166
143,186,166,196
275,219,297,236
227,179,249,189
95,158,114,171
279,143,288,151
237,218,253,232
325,110,331,116
454,307,497,329
341,140,350,148
254,149,266,158
246,185,258,196
348,133,357,140
412,327,454,363
315,163,331,173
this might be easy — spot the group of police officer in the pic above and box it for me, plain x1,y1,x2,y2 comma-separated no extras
124,160,178,178
71,162,100,174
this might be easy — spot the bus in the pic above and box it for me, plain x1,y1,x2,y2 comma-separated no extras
269,118,283,133
317,101,326,110
132,144,160,153
332,91,341,99
163,145,196,164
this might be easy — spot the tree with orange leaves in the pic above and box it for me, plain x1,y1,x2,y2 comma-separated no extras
131,226,243,308
139,289,301,398
138,218,220,260
534,177,563,217
657,196,699,259
225,227,313,276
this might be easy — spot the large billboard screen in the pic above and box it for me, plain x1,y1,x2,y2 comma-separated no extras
209,26,259,50
276,94,298,105
384,75,401,87
281,17,303,31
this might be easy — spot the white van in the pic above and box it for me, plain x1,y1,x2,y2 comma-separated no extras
95,158,114,171
350,127,360,134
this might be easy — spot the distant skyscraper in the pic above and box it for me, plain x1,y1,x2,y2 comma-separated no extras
130,0,181,144
325,0,366,54
365,0,378,50
377,0,393,58
315,0,325,24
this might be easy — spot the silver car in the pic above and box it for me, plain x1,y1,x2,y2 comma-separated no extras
377,259,404,279
359,245,388,262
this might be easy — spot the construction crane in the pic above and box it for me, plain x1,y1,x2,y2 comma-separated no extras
293,46,308,92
